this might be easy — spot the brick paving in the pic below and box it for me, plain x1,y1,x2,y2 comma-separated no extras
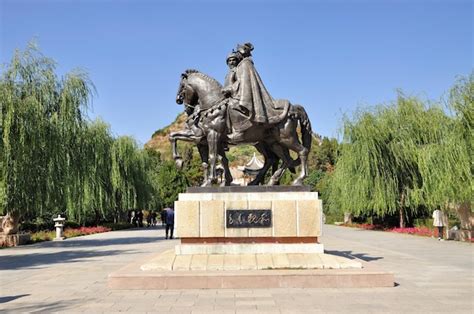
0,225,472,313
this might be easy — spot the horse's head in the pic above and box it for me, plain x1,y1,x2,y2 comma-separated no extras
176,69,223,111
176,71,198,106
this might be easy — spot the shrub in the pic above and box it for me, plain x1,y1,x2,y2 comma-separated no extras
30,230,55,243
64,221,81,229
324,212,344,224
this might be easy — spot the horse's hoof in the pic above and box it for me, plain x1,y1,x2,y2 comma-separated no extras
201,180,212,187
175,158,184,169
266,179,278,186
292,179,303,186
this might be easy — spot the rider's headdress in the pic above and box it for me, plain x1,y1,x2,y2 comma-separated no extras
236,42,254,56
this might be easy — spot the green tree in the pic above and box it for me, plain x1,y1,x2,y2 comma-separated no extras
308,136,339,173
156,161,188,207
143,148,162,211
74,119,114,224
110,136,147,222
0,43,93,232
328,90,472,228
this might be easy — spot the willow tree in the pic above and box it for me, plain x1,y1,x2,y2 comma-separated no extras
70,119,114,224
0,43,93,232
328,90,472,228
110,136,154,222
443,74,473,228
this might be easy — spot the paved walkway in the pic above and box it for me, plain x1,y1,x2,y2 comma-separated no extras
0,225,472,313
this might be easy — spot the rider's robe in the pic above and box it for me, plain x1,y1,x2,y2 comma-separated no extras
227,57,289,131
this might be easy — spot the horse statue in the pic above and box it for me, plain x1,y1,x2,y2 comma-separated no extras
170,69,311,186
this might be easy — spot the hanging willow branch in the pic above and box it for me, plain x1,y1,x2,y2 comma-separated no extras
328,84,473,227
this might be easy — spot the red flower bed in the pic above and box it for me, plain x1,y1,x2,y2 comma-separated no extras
64,226,111,237
390,226,435,237
30,226,112,244
343,223,436,237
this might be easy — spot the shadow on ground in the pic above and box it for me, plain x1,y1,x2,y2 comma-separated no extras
1,298,89,313
37,236,164,248
0,249,135,270
115,226,166,232
325,250,384,262
0,294,30,304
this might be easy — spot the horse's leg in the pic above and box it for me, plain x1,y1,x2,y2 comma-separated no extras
169,130,202,169
169,132,182,168
197,143,211,187
248,143,276,186
278,120,309,186
269,164,288,185
217,145,233,186
266,143,289,185
206,130,219,185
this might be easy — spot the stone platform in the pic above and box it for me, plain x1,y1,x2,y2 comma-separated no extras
141,249,362,271
108,188,394,289
108,250,394,289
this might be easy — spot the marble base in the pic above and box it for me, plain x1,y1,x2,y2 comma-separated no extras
175,243,324,255
141,249,358,271
108,250,394,289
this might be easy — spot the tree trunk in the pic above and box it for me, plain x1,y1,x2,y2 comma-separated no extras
344,212,353,224
455,202,472,230
399,206,405,228
399,193,406,228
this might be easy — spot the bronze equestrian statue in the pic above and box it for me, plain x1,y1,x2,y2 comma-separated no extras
169,43,312,186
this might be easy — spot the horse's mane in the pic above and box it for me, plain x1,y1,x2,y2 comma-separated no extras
184,69,222,89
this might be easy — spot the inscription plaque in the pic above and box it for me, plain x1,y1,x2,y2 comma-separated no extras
226,209,272,228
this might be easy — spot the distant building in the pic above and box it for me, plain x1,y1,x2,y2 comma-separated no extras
236,152,264,185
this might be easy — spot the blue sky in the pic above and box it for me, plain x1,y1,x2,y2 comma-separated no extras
1,0,472,144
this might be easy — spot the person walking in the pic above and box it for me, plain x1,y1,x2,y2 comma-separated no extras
151,211,157,227
165,206,175,239
432,208,445,241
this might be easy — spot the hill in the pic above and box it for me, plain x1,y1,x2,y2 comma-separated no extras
144,113,188,160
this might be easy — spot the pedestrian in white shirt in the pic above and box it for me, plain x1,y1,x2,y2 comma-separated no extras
432,208,445,241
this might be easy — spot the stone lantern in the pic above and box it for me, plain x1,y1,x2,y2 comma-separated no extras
53,215,66,241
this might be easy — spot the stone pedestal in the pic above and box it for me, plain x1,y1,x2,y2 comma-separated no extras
174,186,323,254
108,186,394,289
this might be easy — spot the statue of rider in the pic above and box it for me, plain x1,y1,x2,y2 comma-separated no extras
223,51,241,90
222,43,289,142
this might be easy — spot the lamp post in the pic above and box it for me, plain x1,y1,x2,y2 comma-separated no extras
53,215,66,241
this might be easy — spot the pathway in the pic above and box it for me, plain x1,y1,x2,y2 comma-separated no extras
0,225,472,313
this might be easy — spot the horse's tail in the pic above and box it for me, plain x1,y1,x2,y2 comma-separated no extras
293,104,312,153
